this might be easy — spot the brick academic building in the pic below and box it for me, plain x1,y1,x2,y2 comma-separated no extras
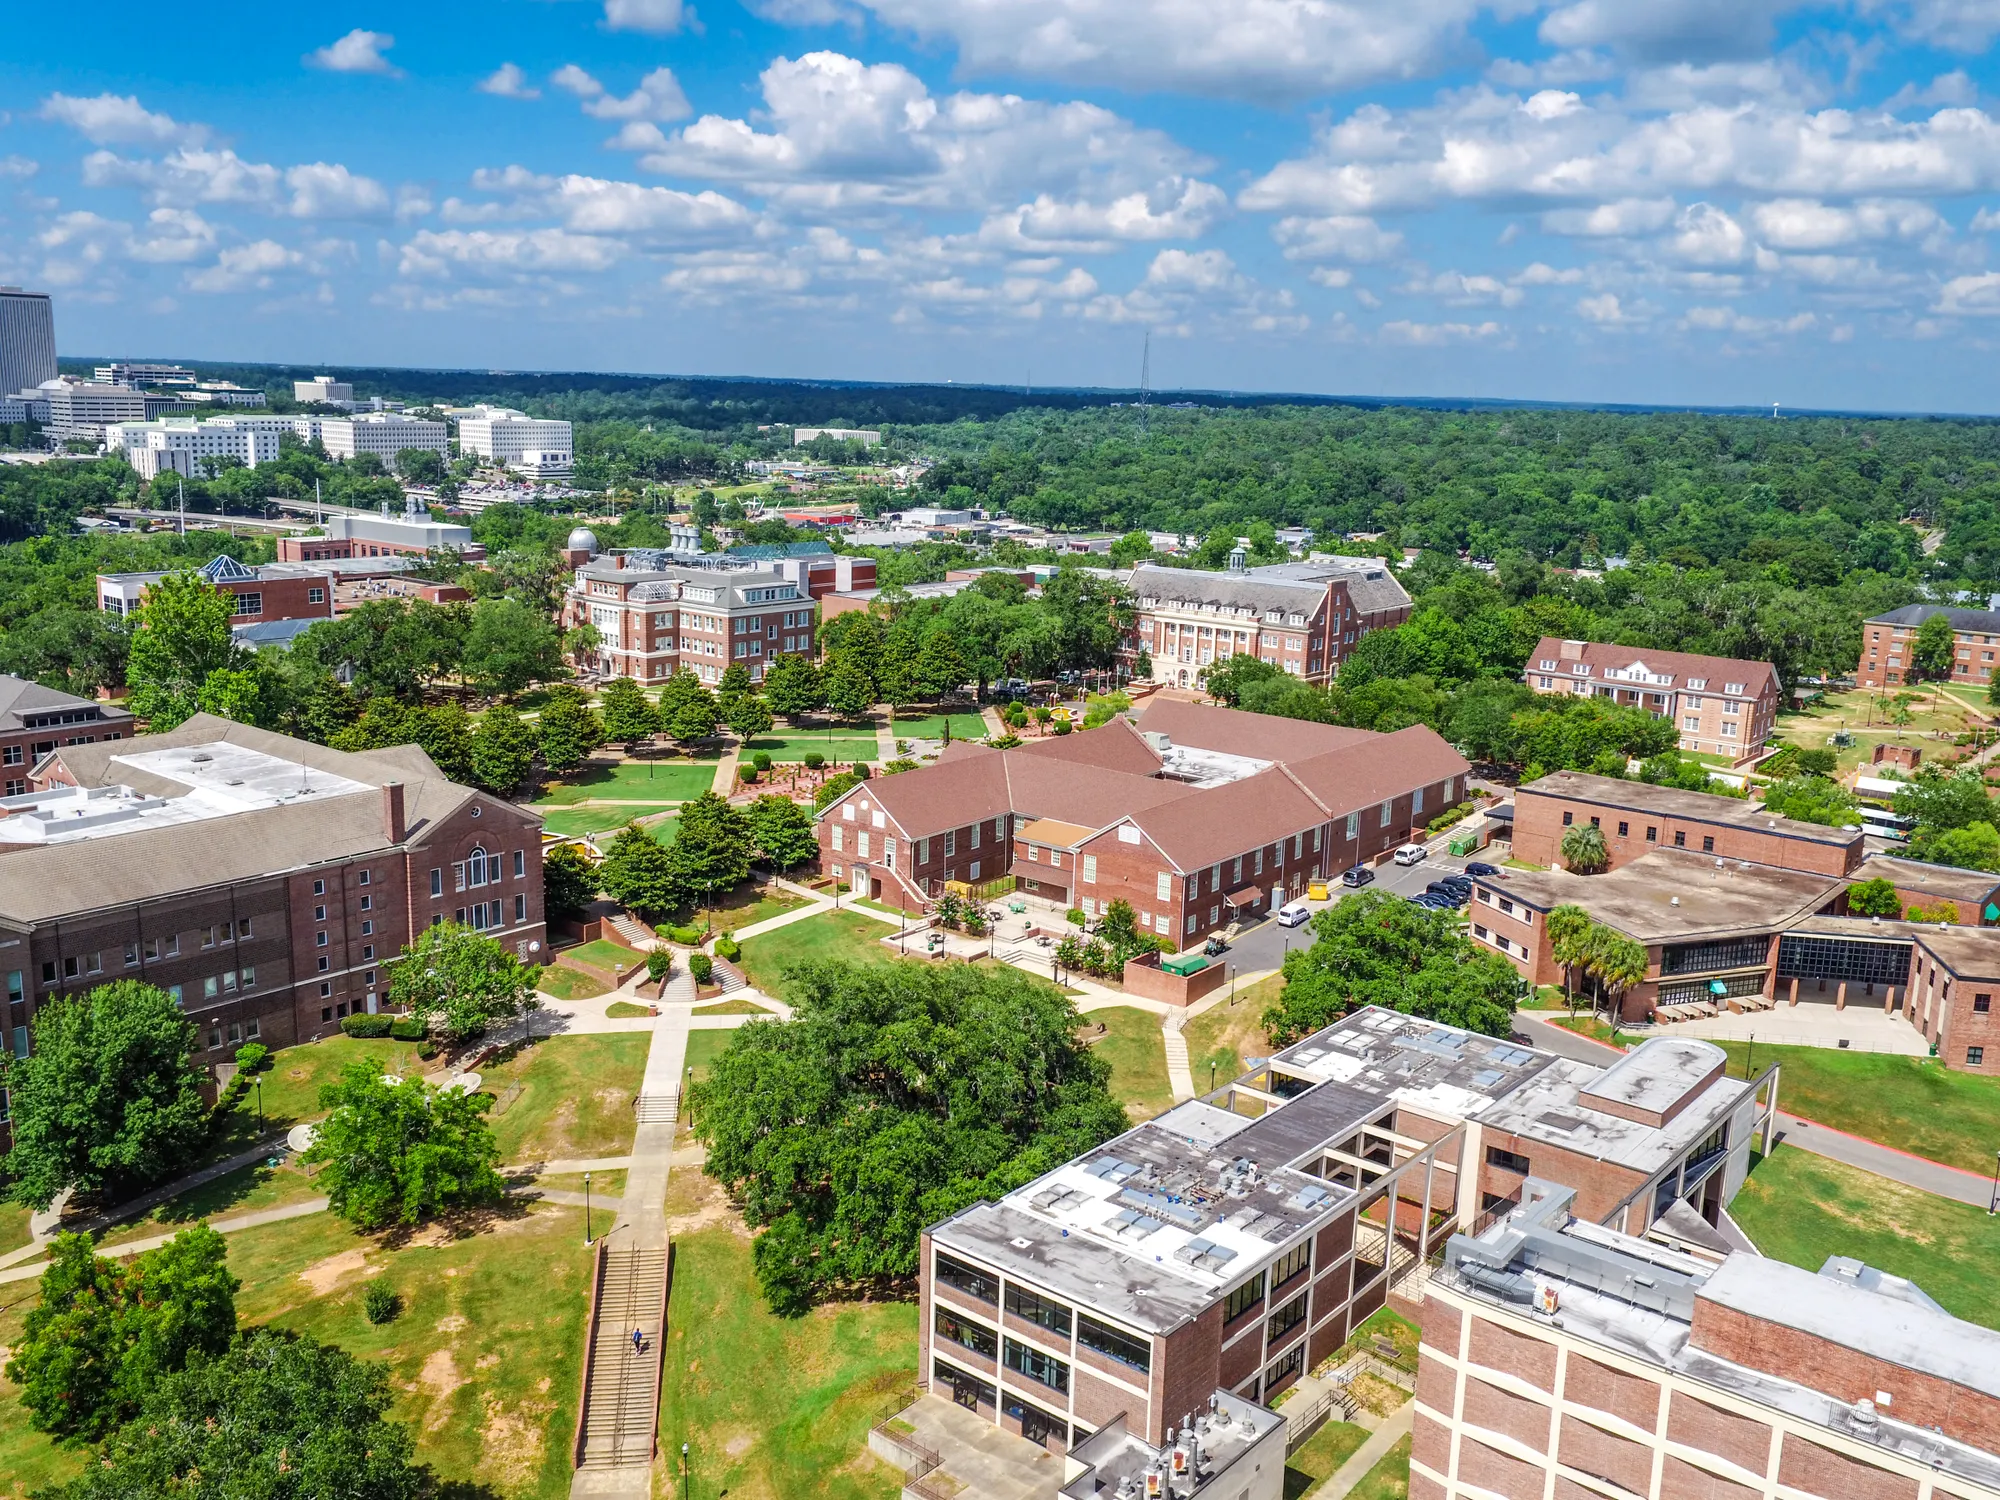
0,716,545,1142
815,699,1470,948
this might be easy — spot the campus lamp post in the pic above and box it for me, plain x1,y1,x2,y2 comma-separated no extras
254,1075,264,1133
584,1172,593,1247
1990,1151,2000,1217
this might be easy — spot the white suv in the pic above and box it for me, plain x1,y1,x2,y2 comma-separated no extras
1393,843,1428,867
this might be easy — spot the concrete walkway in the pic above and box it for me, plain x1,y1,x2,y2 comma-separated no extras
1163,1011,1196,1101
0,1197,330,1286
1320,1404,1414,1499
708,738,741,797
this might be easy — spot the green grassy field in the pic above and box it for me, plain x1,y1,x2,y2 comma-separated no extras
559,938,644,972
0,1202,31,1256
1778,689,1979,776
683,1028,738,1085
482,1033,650,1163
1348,1436,1412,1500
536,965,611,1002
539,806,681,840
1729,1145,2000,1330
1284,1419,1373,1499
693,998,771,1015
1710,1041,2000,1172
889,712,988,741
734,908,903,994
1090,1007,1176,1121
744,733,879,763
1185,976,1282,1089
533,760,718,804
221,1037,435,1138
695,886,811,936
658,1171,914,1500
0,1201,597,1500
94,1158,327,1251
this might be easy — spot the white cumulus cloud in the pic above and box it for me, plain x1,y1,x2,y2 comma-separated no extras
552,65,691,122
188,240,301,292
604,0,687,34
305,29,402,77
478,64,540,100
39,93,205,147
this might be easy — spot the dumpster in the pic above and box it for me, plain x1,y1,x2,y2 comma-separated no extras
1160,953,1209,978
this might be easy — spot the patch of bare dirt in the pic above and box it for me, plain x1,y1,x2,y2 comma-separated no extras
414,1349,466,1430
479,1394,549,1490
298,1248,370,1295
724,1433,754,1458
436,1314,469,1334
475,1352,500,1370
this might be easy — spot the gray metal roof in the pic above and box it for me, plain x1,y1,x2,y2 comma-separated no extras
0,675,131,731
1129,564,1329,617
1868,603,2000,632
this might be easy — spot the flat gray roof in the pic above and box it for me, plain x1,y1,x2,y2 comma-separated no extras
1521,770,1863,848
1475,849,1844,945
1475,1056,1752,1174
1271,1006,1557,1120
1580,1037,1726,1121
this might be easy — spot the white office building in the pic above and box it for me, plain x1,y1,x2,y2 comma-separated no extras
455,405,573,477
38,377,148,445
106,417,281,479
316,413,448,468
189,382,267,408
0,288,57,402
293,375,354,407
95,362,198,388
794,426,881,446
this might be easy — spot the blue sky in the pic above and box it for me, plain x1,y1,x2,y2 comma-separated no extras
8,1,2000,410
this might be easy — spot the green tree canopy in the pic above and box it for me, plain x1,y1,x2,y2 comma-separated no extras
761,652,822,721
1913,612,1958,680
1264,893,1523,1045
598,676,660,747
537,683,603,773
598,822,679,918
1559,822,1610,873
45,1327,428,1500
668,791,752,903
1760,775,1861,827
463,596,563,695
302,1062,504,1229
659,669,719,744
690,959,1125,1314
5,1226,239,1443
386,921,535,1042
544,841,599,918
748,793,817,873
470,702,538,794
125,569,238,729
1846,877,1903,917
3,981,211,1210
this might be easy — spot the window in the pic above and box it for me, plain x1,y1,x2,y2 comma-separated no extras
360,921,373,936
240,966,256,989
313,878,325,896
1562,811,1574,827
1673,830,1687,848
1701,835,1715,853
1617,822,1629,837
1970,1046,1986,1066
1345,812,1358,839
935,1307,997,1359
1083,855,1097,884
1976,993,1992,1013
515,894,527,922
0,747,17,766
1002,1338,1069,1394
514,850,526,879
1223,1272,1266,1324
1156,871,1171,901
1263,1345,1305,1394
1266,1292,1307,1343
971,822,981,849
944,830,956,856
307,587,325,605
359,895,371,912
230,592,262,617
1270,1240,1311,1290
316,932,329,948
1004,1285,1072,1338
237,917,252,938
1379,800,1393,827
1646,826,1658,843
935,1253,998,1304
430,868,443,898
1487,1145,1532,1174
1077,1314,1150,1372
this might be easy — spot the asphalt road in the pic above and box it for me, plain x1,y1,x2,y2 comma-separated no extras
1215,843,1484,979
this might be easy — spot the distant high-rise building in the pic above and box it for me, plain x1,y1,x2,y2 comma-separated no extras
0,287,57,398
293,374,355,407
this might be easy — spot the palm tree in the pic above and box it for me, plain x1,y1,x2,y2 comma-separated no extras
1587,929,1650,1026
1559,822,1609,874
1545,904,1593,1013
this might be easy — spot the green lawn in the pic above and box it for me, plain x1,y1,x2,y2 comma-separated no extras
0,1201,597,1500
533,760,718,804
1348,1436,1411,1500
0,1202,31,1256
1090,1007,1176,1121
94,1159,327,1251
536,965,611,1002
681,884,812,936
735,908,904,994
1185,976,1282,1090
1710,1041,2000,1173
744,733,879,763
889,712,987,741
221,1037,435,1139
693,998,771,1015
606,1000,655,1018
483,1033,651,1163
1284,1419,1374,1499
1730,1146,2000,1330
559,938,645,972
659,1191,915,1500
683,1028,738,1085
538,805,681,840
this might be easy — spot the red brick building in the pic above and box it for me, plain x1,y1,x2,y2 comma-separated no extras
563,555,818,686
1523,638,1780,758
1857,603,2000,689
0,716,544,1137
1514,770,1864,878
817,700,1469,949
0,676,132,799
97,554,337,631
1417,1180,2000,1500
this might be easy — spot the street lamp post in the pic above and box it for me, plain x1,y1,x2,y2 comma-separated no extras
1746,1031,1755,1081
255,1075,264,1133
584,1171,593,1246
1990,1150,1999,1217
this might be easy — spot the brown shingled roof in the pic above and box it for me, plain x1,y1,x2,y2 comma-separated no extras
1286,726,1471,817
1528,637,1777,695
1122,766,1330,871
1011,716,1163,775
1132,698,1373,763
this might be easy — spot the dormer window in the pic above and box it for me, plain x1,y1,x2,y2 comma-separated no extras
1724,681,1744,695
1688,677,1707,690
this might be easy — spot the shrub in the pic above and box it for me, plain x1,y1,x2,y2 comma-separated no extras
1065,907,1086,927
389,1017,426,1041
646,948,674,982
689,953,715,984
417,1042,438,1060
752,751,773,772
990,733,1022,749
802,752,825,770
661,922,704,945
963,908,987,937
233,1042,269,1073
882,758,919,774
853,763,871,779
714,935,742,962
738,765,759,784
339,1014,393,1039
363,1283,401,1325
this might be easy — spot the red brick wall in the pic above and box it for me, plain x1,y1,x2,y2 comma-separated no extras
1151,1304,1223,1445
1514,787,1861,876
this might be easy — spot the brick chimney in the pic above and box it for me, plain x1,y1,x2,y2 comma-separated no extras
382,781,406,843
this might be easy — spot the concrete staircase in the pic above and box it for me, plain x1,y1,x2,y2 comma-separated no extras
576,1245,668,1471
607,911,658,950
709,955,748,993
633,1091,680,1125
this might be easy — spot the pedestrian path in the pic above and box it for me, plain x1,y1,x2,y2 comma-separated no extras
0,1197,330,1286
1320,1405,1413,1500
1163,1012,1195,1101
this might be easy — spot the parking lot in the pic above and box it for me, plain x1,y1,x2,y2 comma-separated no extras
1214,841,1491,979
